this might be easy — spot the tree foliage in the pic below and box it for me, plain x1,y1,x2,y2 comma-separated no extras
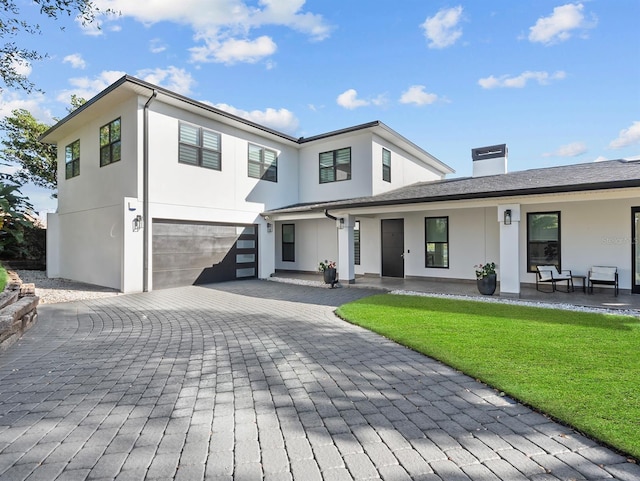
0,178,42,259
0,0,105,92
0,108,57,191
0,97,86,196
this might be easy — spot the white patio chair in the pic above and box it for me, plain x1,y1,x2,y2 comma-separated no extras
536,265,573,293
588,266,618,296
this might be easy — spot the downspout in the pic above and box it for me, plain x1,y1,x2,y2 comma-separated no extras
143,89,157,292
324,209,338,221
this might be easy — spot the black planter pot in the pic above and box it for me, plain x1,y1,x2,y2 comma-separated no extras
323,268,337,287
476,273,497,295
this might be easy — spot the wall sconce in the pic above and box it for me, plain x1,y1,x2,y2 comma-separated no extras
132,215,143,232
339,218,345,229
267,222,273,233
504,209,512,225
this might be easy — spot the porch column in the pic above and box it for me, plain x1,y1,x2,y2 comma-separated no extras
337,214,355,284
498,204,521,297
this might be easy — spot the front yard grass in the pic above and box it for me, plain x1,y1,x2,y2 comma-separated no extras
0,264,7,291
336,294,640,459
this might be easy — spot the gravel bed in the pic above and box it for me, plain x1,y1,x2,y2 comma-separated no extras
15,270,121,304
389,289,640,317
267,276,640,317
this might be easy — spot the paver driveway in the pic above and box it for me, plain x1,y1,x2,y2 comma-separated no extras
0,280,637,481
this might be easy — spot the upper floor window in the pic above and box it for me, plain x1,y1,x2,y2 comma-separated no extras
248,144,277,182
100,118,121,167
65,139,80,179
382,148,391,182
319,147,351,184
527,211,560,272
179,122,221,170
425,216,449,268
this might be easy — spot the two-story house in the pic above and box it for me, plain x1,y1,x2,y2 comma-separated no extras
41,75,452,292
41,75,640,296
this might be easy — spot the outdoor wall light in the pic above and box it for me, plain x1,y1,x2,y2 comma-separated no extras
339,218,345,229
267,222,273,233
132,215,143,232
504,209,512,225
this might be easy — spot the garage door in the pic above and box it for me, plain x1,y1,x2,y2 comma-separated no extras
152,219,258,289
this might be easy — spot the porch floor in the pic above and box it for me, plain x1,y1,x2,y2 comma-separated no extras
270,272,640,314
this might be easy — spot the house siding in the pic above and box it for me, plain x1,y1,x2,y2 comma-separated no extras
521,198,634,289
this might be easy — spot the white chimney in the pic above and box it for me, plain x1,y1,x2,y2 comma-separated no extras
472,144,508,177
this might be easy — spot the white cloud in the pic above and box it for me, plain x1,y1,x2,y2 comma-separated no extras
11,58,32,78
212,102,299,134
528,3,596,45
0,91,54,123
57,67,195,102
399,85,439,106
136,67,195,95
149,39,167,54
63,53,87,69
593,156,609,162
93,0,331,64
191,36,277,64
609,121,640,149
336,89,370,110
421,6,463,49
56,70,126,103
543,142,587,157
478,70,566,89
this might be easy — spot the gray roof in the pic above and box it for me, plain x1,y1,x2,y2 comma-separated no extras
265,159,640,214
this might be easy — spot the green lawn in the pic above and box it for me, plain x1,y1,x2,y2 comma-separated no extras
0,264,7,292
336,294,640,459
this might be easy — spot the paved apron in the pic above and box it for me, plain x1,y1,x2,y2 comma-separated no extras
0,280,637,481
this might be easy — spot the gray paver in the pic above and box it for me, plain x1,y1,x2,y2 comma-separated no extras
0,280,636,481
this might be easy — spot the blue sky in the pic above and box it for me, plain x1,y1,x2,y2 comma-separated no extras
2,0,639,220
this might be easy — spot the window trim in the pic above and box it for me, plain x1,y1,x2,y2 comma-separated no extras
248,143,278,182
178,122,222,171
319,147,351,184
282,224,295,262
425,216,449,269
65,139,80,179
99,118,121,167
527,211,561,272
382,148,391,183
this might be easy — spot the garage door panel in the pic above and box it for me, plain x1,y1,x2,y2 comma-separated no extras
152,236,238,256
152,219,257,289
152,252,229,271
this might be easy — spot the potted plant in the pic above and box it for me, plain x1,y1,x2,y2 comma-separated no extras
318,260,337,288
474,262,497,295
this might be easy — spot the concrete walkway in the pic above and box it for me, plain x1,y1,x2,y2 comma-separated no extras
0,281,638,481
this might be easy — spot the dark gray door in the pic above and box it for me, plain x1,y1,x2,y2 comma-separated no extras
152,219,257,289
381,219,404,278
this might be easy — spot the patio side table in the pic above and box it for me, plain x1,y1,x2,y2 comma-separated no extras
572,275,586,293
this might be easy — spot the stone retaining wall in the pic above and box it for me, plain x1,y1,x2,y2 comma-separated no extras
0,270,39,352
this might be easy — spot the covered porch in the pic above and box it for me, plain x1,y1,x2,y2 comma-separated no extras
270,271,640,314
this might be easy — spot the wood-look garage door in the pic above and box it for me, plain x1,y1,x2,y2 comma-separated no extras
152,219,258,289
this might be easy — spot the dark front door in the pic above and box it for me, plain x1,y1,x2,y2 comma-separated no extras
633,207,640,294
381,219,404,277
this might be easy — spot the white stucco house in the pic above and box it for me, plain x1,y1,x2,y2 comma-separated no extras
41,75,640,296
